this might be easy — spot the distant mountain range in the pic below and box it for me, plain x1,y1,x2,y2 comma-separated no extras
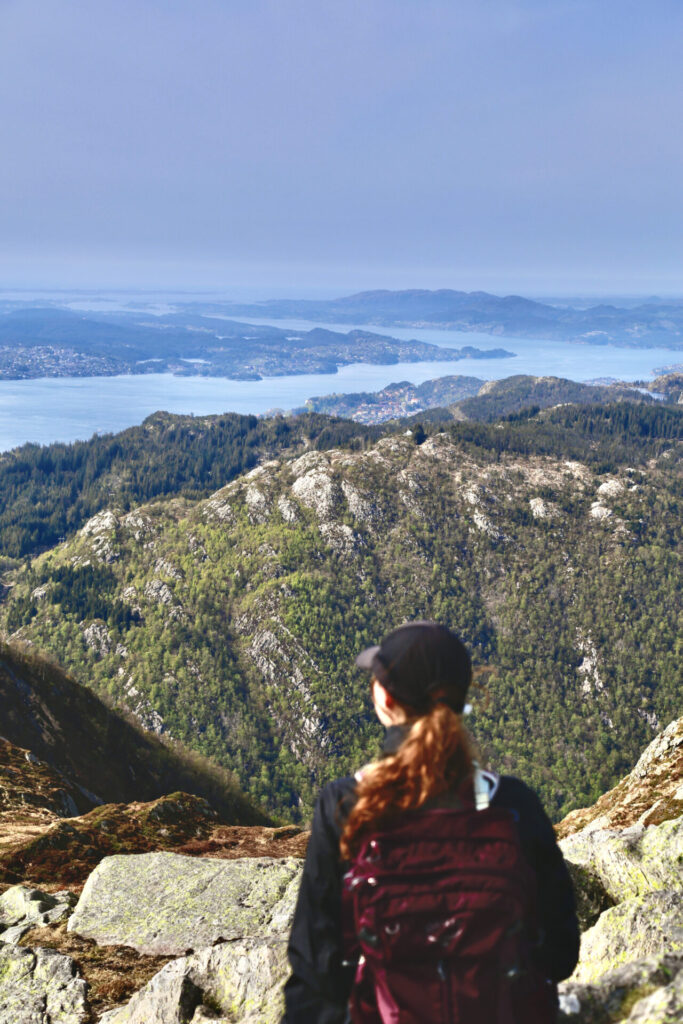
203,288,683,348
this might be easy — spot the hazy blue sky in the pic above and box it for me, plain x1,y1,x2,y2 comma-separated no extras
1,0,682,295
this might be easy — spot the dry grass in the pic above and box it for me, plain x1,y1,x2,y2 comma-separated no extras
19,922,172,1020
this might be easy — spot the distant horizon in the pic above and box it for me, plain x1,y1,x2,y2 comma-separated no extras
3,282,683,306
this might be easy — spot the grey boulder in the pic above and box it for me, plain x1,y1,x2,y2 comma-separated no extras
0,886,77,944
68,851,302,955
98,937,288,1024
0,942,89,1024
571,890,683,984
559,953,683,1023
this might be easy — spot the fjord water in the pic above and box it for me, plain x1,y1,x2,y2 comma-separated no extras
0,320,677,452
232,317,680,380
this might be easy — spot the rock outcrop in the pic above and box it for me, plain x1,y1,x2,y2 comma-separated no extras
0,848,304,1023
558,716,683,1020
0,885,76,943
98,939,288,1024
67,852,303,956
0,943,89,1024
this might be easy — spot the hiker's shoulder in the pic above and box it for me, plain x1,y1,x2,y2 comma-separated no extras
315,774,357,824
491,772,550,819
491,772,557,844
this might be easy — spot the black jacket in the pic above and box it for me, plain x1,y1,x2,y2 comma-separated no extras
283,729,580,1023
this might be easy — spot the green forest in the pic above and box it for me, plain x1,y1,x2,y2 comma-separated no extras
1,400,680,823
0,410,380,560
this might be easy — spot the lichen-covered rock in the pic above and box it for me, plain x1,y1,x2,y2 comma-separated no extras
68,852,302,955
560,815,683,904
0,886,76,943
571,890,683,984
97,958,203,1024
563,861,614,931
626,966,683,1022
0,942,89,1024
558,952,683,1022
97,938,287,1024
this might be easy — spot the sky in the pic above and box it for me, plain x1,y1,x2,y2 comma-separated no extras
1,0,683,296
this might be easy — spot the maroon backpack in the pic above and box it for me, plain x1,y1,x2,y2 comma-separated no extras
341,773,558,1024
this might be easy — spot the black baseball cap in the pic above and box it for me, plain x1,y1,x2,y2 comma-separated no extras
355,621,472,713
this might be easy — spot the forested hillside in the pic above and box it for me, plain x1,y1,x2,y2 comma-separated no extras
451,374,656,422
1,402,680,822
0,411,379,560
0,639,267,825
0,384,676,563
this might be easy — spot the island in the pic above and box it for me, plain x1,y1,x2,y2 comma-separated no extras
0,307,515,381
204,288,683,349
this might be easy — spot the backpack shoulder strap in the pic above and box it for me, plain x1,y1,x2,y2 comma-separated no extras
472,763,501,810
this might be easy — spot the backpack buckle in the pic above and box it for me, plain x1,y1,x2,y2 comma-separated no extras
358,926,380,948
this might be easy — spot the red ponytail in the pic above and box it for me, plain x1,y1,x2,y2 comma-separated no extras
340,702,473,861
